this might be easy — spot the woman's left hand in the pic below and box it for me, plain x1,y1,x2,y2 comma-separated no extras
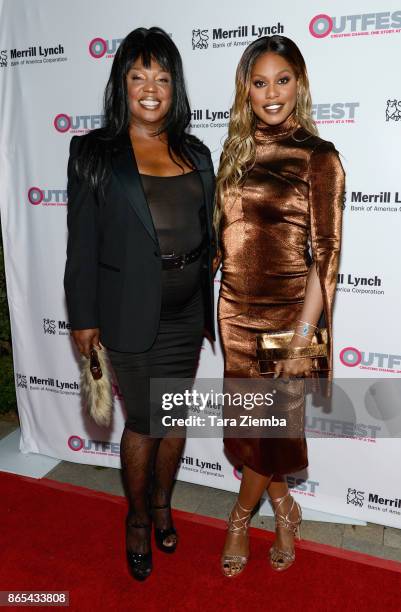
273,357,312,379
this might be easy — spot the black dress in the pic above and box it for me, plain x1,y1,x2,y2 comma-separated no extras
107,171,205,435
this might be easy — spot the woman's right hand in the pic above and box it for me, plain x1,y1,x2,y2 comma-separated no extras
71,328,100,357
273,356,312,379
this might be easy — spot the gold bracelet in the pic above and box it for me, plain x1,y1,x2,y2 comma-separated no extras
295,321,318,338
297,319,318,328
292,332,314,342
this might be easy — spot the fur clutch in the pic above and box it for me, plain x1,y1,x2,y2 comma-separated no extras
80,345,113,427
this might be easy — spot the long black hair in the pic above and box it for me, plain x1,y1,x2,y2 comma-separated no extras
74,27,196,191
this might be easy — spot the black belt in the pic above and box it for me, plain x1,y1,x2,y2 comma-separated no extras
161,242,204,270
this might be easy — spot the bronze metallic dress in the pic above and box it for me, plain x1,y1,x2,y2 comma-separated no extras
218,113,345,476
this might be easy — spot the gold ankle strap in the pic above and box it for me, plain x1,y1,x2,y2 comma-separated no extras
228,501,253,533
270,491,291,505
236,501,253,514
270,492,301,533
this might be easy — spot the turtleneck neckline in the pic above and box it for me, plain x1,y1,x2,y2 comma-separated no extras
254,111,299,142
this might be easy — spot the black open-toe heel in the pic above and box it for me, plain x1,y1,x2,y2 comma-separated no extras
126,522,153,581
152,504,177,554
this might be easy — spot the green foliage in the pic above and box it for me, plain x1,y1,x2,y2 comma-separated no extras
0,354,17,413
0,245,12,350
0,217,16,413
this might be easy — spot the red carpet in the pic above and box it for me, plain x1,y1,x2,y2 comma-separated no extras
1,470,400,612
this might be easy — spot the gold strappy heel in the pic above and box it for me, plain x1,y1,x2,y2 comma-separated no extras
221,501,253,578
269,492,302,571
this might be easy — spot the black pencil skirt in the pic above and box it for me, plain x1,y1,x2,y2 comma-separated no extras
106,286,204,435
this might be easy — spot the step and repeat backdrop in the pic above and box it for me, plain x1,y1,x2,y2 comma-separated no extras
1,0,401,527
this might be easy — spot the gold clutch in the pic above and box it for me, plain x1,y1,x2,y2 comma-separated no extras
256,328,329,375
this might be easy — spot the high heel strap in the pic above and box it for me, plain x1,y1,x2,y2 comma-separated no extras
270,492,302,534
236,501,253,514
221,500,253,578
228,501,253,533
270,491,291,505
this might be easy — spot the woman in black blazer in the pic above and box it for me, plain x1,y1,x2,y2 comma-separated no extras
64,27,215,581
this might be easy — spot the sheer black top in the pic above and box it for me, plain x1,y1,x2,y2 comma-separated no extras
140,171,206,309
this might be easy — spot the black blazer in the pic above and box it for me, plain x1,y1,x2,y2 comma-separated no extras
64,132,216,352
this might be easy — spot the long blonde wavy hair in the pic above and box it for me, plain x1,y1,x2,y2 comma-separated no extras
214,36,318,232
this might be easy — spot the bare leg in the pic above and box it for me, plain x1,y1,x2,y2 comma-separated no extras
152,436,185,547
267,476,302,570
221,465,272,577
120,427,160,553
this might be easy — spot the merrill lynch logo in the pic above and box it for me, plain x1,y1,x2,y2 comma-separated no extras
16,373,27,389
43,318,56,335
347,488,364,507
43,318,71,335
386,100,401,121
192,29,209,50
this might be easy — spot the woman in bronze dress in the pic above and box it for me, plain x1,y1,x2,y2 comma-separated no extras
215,36,345,576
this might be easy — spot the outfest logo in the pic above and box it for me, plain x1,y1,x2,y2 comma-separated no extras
88,37,123,59
53,113,104,134
234,467,319,496
309,10,401,39
340,347,401,373
28,186,67,207
67,435,120,455
312,102,359,124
